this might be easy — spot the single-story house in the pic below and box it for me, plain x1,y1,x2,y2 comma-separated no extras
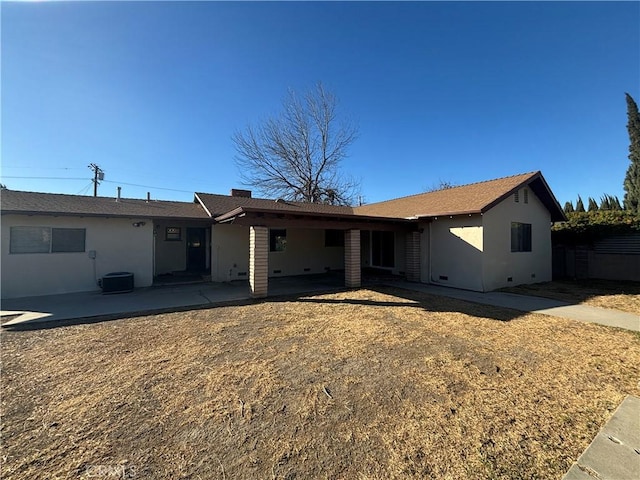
1,171,565,299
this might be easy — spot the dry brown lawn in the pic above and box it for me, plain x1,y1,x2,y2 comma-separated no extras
501,279,640,315
2,286,639,480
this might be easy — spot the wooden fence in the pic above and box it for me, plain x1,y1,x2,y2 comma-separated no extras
553,233,640,282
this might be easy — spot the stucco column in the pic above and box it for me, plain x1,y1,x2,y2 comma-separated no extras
249,226,268,298
405,231,421,282
344,229,361,288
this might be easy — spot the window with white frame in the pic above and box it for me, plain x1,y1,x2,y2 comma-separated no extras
10,227,86,254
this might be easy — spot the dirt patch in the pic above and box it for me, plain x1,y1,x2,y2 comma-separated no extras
2,287,639,479
501,279,640,315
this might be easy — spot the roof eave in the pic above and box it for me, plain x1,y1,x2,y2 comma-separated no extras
1,209,211,221
214,206,417,224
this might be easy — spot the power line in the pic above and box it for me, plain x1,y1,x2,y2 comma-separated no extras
0,176,87,180
1,166,85,170
102,179,194,194
76,182,94,195
0,175,197,194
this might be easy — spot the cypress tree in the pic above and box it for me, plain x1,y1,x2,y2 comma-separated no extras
563,201,574,213
623,93,640,212
599,195,611,211
587,197,599,211
611,195,623,211
575,195,585,213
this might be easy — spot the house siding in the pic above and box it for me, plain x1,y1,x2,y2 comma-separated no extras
211,225,345,282
154,221,189,275
1,214,153,299
211,224,250,282
428,215,484,291
268,228,344,277
482,188,552,291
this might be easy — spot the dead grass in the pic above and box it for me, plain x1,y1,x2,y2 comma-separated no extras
501,279,640,315
2,287,639,479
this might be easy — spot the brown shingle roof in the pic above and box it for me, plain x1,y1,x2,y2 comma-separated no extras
354,171,565,222
0,190,210,220
195,193,355,220
1,171,565,223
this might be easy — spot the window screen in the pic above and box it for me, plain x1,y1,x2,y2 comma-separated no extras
10,226,86,254
10,227,50,253
52,228,86,252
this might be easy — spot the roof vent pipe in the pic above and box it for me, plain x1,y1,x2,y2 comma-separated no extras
117,186,121,202
146,192,150,203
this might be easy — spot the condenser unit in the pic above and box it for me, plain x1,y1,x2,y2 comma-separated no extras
100,272,134,294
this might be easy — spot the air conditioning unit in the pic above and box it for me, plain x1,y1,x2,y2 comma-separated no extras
100,272,134,294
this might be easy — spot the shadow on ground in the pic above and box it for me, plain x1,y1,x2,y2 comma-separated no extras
2,277,528,332
500,279,640,304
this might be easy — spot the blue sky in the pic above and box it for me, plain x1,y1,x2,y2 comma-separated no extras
2,1,639,207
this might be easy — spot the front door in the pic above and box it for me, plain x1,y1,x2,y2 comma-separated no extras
186,227,207,272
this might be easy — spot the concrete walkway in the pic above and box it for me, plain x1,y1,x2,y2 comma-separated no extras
2,277,638,331
562,395,640,480
387,281,640,332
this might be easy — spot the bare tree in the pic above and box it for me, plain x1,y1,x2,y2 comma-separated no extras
233,83,359,205
423,180,458,192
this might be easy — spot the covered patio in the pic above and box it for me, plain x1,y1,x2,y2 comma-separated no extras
212,205,420,297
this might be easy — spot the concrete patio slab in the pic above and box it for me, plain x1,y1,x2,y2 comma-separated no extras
0,274,347,328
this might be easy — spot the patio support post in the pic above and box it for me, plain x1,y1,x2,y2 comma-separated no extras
405,231,421,282
344,229,361,288
249,226,268,298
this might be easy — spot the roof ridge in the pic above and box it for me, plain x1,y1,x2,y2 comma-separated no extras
195,191,353,208
358,171,540,207
3,189,192,204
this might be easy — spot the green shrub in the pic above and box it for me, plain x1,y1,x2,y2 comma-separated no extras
552,210,640,245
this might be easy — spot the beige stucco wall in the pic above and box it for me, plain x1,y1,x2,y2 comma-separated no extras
154,221,188,275
482,188,552,291
268,228,344,277
211,224,250,282
428,215,484,291
211,226,345,281
1,214,153,299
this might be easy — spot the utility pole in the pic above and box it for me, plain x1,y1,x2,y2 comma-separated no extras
88,163,104,197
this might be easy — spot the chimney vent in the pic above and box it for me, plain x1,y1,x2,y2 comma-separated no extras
231,189,252,198
116,186,121,202
146,192,150,203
